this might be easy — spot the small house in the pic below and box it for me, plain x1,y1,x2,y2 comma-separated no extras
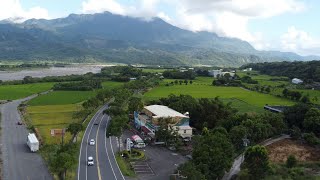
292,78,303,84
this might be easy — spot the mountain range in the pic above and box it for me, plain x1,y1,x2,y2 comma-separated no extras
0,12,318,67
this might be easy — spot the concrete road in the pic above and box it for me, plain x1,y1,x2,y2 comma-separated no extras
222,135,290,180
0,95,52,180
78,105,125,180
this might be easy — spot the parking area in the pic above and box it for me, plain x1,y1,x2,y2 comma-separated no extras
122,130,188,180
130,161,154,175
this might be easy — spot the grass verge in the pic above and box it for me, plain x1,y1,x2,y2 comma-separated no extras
115,153,136,177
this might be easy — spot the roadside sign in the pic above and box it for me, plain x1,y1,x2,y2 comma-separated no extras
126,138,131,152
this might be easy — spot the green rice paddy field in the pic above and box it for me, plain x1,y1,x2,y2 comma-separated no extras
27,104,79,144
28,91,96,106
0,80,123,101
25,80,124,145
102,81,124,89
0,82,55,100
144,77,295,113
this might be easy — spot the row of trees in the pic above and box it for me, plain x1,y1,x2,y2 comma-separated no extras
282,88,311,103
241,61,320,82
102,66,153,82
1,73,98,85
165,80,193,86
53,80,102,91
241,75,258,84
162,69,196,80
153,94,236,130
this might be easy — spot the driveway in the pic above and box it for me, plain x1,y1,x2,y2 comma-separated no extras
0,95,52,180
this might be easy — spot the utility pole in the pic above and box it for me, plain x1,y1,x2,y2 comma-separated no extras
61,128,65,146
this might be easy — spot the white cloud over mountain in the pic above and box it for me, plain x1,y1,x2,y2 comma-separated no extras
281,26,320,56
0,0,49,22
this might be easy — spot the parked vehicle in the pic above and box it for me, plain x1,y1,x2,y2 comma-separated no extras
87,156,94,166
131,135,146,148
27,133,39,152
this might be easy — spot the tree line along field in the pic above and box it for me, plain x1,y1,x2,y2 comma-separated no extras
144,77,294,113
0,82,55,100
237,71,320,104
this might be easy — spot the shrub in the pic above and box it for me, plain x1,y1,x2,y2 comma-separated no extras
286,155,298,168
290,126,301,140
303,133,320,146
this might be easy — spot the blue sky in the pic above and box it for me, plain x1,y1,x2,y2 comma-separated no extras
1,0,319,56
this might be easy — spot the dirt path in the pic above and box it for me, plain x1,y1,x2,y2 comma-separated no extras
222,135,290,180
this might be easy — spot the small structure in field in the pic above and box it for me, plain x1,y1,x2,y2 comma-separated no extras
292,78,303,84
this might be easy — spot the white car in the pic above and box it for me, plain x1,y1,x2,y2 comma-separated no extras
89,139,95,145
87,156,94,166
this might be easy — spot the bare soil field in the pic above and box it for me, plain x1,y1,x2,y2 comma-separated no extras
266,139,320,163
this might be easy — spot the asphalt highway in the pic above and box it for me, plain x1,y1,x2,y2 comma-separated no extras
78,105,125,180
0,95,52,180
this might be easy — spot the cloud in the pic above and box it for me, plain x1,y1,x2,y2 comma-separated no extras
167,0,305,50
281,26,320,56
81,0,159,19
180,0,304,18
0,0,49,22
82,0,126,15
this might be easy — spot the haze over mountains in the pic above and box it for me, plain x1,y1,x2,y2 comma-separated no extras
0,12,318,67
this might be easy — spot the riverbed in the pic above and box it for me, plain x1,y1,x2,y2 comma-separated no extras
0,65,108,81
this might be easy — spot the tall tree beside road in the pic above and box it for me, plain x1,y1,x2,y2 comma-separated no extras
192,129,234,180
49,144,78,180
229,125,247,150
66,123,84,143
107,114,129,151
128,97,144,113
242,145,270,178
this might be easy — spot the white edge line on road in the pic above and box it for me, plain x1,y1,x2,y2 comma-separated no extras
96,114,105,180
85,112,100,180
77,105,105,180
105,116,118,180
108,118,126,180
85,108,105,180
